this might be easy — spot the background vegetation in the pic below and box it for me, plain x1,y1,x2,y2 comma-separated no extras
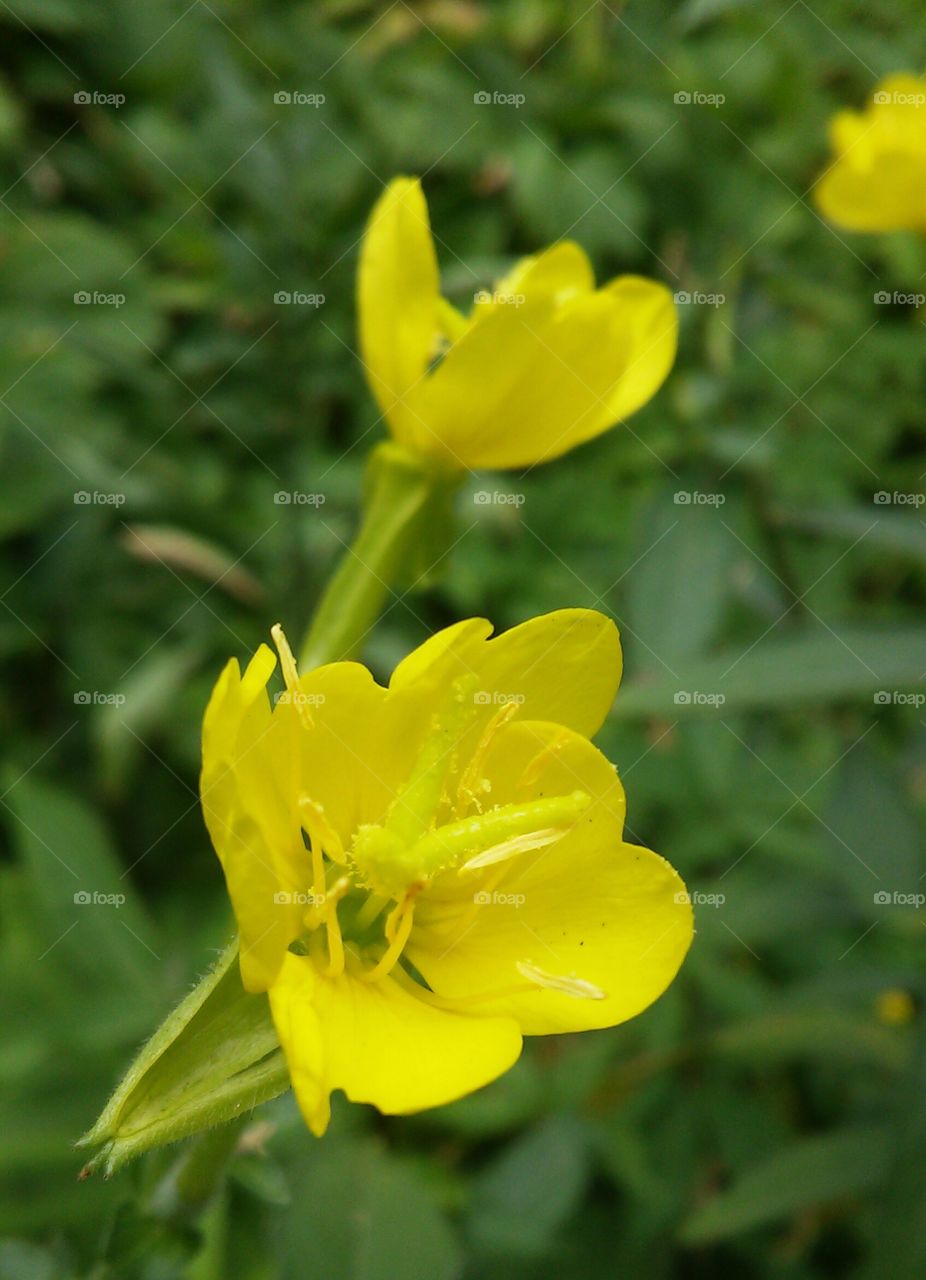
1,1,924,1276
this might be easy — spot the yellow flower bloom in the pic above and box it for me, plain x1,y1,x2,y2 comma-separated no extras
816,73,926,232
358,177,678,471
874,987,915,1026
201,610,692,1135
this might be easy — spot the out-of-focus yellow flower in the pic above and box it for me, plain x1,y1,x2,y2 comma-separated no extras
358,177,677,471
201,610,692,1134
875,987,916,1026
816,73,926,232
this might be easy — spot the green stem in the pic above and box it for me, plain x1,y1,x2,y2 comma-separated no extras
173,1116,245,1210
300,441,460,670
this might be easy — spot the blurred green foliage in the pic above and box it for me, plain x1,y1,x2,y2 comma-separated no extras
1,1,924,1277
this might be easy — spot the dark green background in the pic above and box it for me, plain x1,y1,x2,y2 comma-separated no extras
1,2,924,1277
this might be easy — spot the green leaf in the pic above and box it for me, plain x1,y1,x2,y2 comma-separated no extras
861,1014,926,1280
5,773,157,988
466,1115,592,1257
680,1127,892,1244
778,505,926,563
281,1136,463,1280
622,486,735,671
823,742,922,909
614,625,926,715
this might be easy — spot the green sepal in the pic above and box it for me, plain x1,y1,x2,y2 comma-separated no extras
78,938,288,1177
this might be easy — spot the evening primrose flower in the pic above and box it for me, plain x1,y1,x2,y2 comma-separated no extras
816,73,926,232
201,610,692,1135
358,177,677,471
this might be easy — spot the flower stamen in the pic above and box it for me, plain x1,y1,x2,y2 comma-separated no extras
360,896,417,982
516,960,606,1000
271,622,313,729
454,700,519,817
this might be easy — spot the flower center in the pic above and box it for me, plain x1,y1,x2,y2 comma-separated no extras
280,657,589,986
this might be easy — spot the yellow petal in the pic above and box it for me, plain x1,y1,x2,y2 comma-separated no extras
201,647,307,992
596,276,678,425
411,289,621,468
269,952,522,1134
489,240,595,308
816,75,926,232
412,837,691,1035
816,151,926,232
390,608,621,738
413,275,675,468
409,723,689,1035
358,177,440,440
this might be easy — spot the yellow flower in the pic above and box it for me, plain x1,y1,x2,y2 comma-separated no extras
201,610,692,1135
816,73,926,232
874,987,915,1026
358,177,677,471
